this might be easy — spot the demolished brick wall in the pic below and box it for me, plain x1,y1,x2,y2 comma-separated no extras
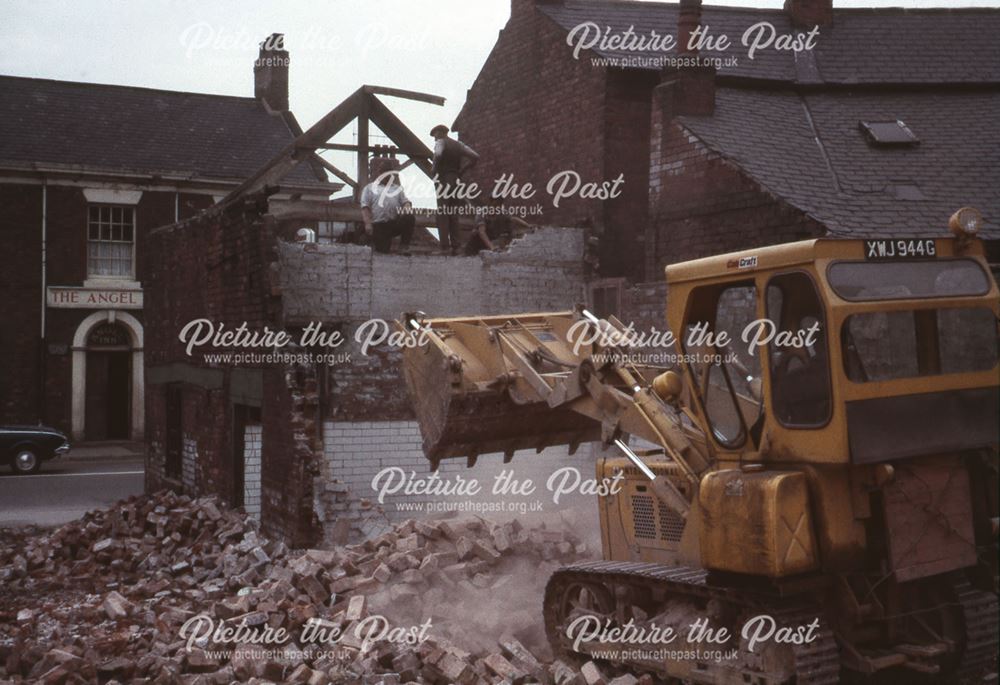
145,184,598,547
261,359,323,547
145,193,323,547
274,227,597,544
602,68,660,279
277,228,586,324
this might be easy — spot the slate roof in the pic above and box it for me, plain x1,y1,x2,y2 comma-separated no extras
536,1,1000,238
538,1,1000,85
678,88,1000,238
0,75,330,190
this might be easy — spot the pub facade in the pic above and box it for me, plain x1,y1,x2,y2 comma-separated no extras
0,34,331,440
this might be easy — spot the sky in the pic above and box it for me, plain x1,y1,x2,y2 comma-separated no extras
4,0,998,204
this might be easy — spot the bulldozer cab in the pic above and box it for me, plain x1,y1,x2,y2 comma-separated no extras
666,236,1000,466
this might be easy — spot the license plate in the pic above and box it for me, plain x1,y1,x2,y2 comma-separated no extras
864,239,937,260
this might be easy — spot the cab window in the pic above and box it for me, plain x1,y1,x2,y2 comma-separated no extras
842,307,998,381
683,282,761,448
828,259,989,301
766,272,832,427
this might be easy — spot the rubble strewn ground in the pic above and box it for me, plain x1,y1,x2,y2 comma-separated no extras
0,491,649,685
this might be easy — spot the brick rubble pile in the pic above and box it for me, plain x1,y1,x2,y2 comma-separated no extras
0,491,649,685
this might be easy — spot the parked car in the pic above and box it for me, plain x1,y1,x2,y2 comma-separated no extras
0,426,70,474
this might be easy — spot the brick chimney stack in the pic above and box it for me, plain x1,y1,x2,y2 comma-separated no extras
665,0,715,117
677,0,701,55
254,33,289,112
784,0,833,28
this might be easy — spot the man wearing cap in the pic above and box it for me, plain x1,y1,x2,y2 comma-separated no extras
431,124,479,255
361,157,415,255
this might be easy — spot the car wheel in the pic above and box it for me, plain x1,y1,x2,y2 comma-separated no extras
12,448,40,474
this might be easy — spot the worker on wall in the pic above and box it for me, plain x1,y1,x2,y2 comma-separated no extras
361,157,415,255
464,193,531,256
431,124,479,255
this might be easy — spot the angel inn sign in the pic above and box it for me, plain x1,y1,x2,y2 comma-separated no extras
47,286,143,309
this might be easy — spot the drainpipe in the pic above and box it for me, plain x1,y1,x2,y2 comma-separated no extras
39,180,48,424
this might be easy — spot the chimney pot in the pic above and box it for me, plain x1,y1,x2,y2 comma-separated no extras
254,32,290,112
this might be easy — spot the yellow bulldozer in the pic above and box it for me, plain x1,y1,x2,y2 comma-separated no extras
398,209,999,683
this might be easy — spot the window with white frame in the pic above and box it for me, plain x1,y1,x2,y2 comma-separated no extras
87,204,135,278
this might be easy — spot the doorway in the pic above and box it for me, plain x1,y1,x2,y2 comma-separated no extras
84,323,132,440
71,311,145,441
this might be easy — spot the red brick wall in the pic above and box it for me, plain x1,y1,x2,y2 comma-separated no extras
649,120,825,272
328,343,412,422
144,197,321,546
453,1,607,232
135,191,214,278
145,204,252,498
0,184,43,423
44,186,89,284
602,69,658,279
620,281,669,336
454,2,663,281
261,363,321,546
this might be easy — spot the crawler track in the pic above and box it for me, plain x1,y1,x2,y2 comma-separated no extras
954,581,999,681
543,560,840,684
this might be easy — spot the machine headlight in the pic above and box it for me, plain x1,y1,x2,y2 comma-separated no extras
949,207,982,238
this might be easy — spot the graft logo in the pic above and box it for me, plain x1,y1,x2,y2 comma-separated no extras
727,255,758,270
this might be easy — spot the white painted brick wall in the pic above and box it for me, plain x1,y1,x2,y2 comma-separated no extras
317,419,598,543
181,436,197,494
279,227,585,323
243,424,262,518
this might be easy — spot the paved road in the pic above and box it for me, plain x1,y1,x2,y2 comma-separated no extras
0,456,144,528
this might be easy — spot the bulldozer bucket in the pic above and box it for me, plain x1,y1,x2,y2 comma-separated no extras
397,312,602,469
